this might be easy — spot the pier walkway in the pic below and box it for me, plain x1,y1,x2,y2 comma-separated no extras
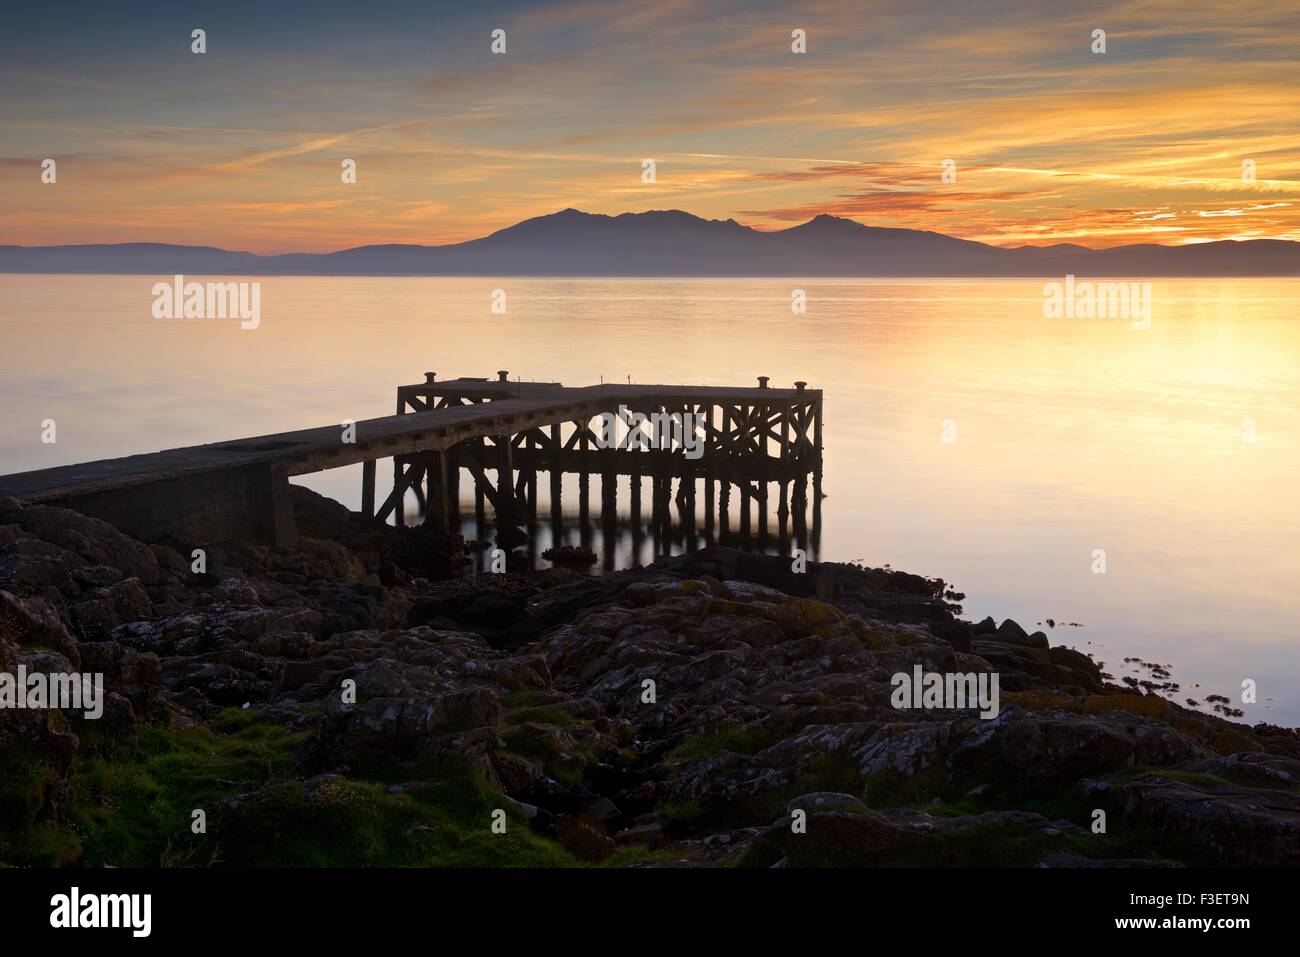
0,372,822,548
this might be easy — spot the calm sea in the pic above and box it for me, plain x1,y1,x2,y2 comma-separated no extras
2,275,1297,723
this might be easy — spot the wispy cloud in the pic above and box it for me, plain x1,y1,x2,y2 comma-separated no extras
1,0,1298,250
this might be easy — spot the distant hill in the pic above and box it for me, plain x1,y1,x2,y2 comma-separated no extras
4,209,1299,277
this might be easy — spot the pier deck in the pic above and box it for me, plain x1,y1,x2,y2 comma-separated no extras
0,372,823,549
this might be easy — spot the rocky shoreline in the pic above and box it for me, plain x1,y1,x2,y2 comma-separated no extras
2,486,1297,868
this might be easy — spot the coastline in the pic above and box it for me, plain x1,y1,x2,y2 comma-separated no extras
2,487,1297,868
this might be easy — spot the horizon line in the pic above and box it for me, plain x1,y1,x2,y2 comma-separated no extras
4,207,1298,257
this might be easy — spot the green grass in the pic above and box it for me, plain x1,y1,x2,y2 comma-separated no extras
508,706,577,727
655,797,705,827
667,724,781,766
218,761,575,867
499,723,607,790
2,708,305,867
0,747,82,866
732,760,1231,868
0,709,589,868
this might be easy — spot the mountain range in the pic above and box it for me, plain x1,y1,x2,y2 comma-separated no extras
3,208,1299,277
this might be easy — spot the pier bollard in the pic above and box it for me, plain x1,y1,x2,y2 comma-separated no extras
498,370,510,382
757,376,769,389
425,371,436,383
794,381,806,392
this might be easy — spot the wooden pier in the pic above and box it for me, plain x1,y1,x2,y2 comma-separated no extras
0,373,823,554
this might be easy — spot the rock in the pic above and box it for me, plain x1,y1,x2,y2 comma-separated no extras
614,822,665,849
1,494,1291,869
6,505,162,584
787,792,870,815
0,590,80,667
583,795,621,824
542,545,597,567
852,722,953,780
1036,851,1182,868
1111,774,1300,866
1180,752,1300,787
763,800,910,858
950,707,1207,784
492,752,546,794
928,618,971,652
998,618,1029,639
212,577,260,606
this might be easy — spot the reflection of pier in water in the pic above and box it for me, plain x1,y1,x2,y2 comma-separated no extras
382,372,823,571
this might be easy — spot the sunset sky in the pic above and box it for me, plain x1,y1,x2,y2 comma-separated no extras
2,0,1298,253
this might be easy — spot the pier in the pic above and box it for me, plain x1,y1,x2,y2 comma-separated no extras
0,373,823,557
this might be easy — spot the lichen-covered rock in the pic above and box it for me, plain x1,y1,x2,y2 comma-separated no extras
1110,774,1300,866
949,707,1208,783
1,589,81,668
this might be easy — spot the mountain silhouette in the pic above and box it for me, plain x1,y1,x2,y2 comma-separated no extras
3,209,1298,277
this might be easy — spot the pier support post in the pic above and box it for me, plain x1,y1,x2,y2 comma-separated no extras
428,451,449,533
361,459,376,520
494,435,515,527
447,445,461,530
577,418,591,542
250,462,298,548
393,455,406,526
740,479,752,541
778,480,790,552
549,424,563,541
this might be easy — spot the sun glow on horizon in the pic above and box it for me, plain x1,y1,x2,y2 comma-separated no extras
1,0,1298,253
